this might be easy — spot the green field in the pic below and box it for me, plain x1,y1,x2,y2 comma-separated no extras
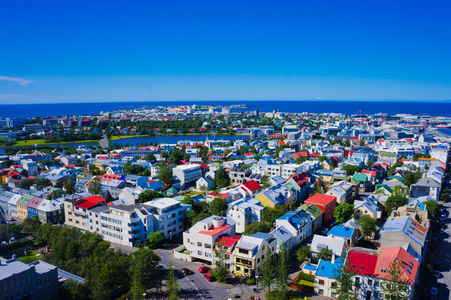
13,139,99,147
18,250,43,263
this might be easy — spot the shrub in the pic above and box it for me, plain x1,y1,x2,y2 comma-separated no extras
246,278,256,285
265,291,279,300
298,271,315,282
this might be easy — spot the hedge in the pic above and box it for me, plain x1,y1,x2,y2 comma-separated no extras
299,271,315,282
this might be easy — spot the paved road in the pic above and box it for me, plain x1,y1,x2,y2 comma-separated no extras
110,242,257,300
100,130,109,149
436,202,451,299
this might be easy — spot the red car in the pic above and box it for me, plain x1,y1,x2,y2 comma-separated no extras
203,273,215,282
198,266,210,273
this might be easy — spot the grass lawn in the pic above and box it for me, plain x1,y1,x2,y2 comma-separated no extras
18,250,43,263
13,139,99,147
110,135,148,140
299,280,314,287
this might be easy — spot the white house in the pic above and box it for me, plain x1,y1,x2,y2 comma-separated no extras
173,164,202,188
275,211,312,249
183,215,236,264
226,198,264,234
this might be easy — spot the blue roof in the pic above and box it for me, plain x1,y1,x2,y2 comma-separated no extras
315,257,344,278
251,232,273,240
327,225,355,239
304,263,317,271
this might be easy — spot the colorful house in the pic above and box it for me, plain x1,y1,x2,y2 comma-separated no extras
16,194,34,220
305,193,337,224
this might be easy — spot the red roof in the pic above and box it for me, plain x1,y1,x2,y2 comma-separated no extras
208,192,231,199
74,200,98,209
199,225,231,236
348,251,378,277
217,235,242,248
242,180,261,191
84,196,106,203
305,193,336,206
362,170,376,177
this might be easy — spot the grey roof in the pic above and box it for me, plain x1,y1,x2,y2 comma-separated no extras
270,226,293,243
0,258,31,280
414,177,440,188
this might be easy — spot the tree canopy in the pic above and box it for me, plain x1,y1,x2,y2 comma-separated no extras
333,203,354,224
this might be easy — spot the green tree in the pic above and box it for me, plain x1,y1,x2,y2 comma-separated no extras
22,216,42,234
330,157,337,169
422,200,439,218
130,248,160,300
263,206,284,224
385,194,408,215
137,190,164,203
441,188,450,203
260,249,275,292
88,177,102,196
244,221,272,235
157,163,174,185
333,203,355,224
332,256,358,300
356,215,377,238
296,245,312,263
209,197,228,216
382,259,410,300
366,159,375,169
341,165,361,176
65,178,76,195
318,156,327,162
214,240,229,283
261,174,271,189
144,152,156,161
342,139,351,147
275,244,290,299
18,178,35,190
317,248,333,262
214,167,230,189
166,261,179,300
146,231,165,249
402,171,415,187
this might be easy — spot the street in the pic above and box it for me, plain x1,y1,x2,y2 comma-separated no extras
436,202,451,299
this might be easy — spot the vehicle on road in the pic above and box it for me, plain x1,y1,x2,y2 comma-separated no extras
181,268,193,275
198,266,210,273
156,265,165,271
203,273,215,282
320,228,328,234
430,287,438,296
440,229,445,234
434,270,440,278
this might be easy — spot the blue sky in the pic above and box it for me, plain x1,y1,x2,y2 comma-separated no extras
1,0,450,104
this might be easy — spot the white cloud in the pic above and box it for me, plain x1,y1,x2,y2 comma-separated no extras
0,75,33,86
315,97,324,100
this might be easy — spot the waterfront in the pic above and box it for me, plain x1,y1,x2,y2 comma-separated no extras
3,100,451,118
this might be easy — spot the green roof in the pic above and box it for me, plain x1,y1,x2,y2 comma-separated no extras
299,203,323,219
17,194,34,206
375,184,393,193
352,173,368,182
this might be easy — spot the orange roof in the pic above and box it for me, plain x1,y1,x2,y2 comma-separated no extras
374,247,419,284
419,158,438,161
199,225,231,236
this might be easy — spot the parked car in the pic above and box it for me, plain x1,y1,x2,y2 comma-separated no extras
434,270,440,278
198,266,210,273
430,287,438,296
320,228,328,235
181,268,193,275
203,273,215,282
156,265,165,272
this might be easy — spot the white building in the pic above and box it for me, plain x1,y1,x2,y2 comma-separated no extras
173,164,202,188
226,198,264,234
275,211,312,249
281,164,303,179
22,159,38,176
183,216,236,264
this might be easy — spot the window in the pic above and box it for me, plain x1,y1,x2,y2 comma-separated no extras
368,279,373,285
205,244,212,249
319,279,325,286
238,248,249,255
318,289,324,295
355,277,360,285
198,242,202,247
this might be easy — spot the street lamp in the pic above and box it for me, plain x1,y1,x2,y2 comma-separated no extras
255,275,259,292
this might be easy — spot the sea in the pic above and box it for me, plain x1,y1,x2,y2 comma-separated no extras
2,100,451,119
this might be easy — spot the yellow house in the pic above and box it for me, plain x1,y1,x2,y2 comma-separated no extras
16,194,34,220
354,198,381,221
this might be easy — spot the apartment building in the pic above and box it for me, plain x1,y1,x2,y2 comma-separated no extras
183,216,236,264
144,197,191,238
173,164,202,188
226,198,264,234
64,195,107,231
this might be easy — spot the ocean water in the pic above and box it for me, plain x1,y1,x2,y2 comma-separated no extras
1,100,451,119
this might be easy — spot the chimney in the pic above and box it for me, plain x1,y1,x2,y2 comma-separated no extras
331,253,335,264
